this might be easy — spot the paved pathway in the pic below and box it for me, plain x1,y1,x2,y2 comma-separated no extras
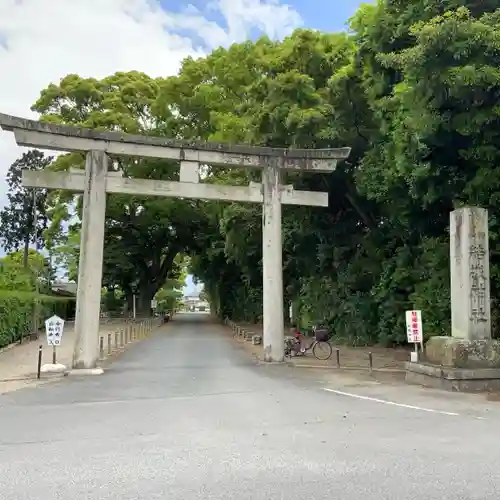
1,313,500,499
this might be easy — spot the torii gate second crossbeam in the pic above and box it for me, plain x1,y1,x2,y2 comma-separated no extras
0,113,351,370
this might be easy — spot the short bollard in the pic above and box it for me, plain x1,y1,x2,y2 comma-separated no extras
99,337,104,359
120,329,124,348
132,326,136,341
335,348,340,368
107,333,112,355
115,332,119,350
37,345,43,380
368,352,373,374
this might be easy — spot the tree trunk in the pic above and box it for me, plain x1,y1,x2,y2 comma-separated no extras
47,252,53,291
23,235,29,269
137,286,155,317
124,292,133,314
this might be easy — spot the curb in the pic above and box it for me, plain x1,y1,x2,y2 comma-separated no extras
289,364,405,373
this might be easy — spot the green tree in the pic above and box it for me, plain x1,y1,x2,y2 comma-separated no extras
50,224,80,282
162,29,380,327
0,258,33,292
31,72,208,313
0,249,52,292
0,150,52,268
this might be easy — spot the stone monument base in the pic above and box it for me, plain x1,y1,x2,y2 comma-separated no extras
405,336,500,392
405,362,500,392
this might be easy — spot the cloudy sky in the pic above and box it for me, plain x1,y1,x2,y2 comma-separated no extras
0,0,363,292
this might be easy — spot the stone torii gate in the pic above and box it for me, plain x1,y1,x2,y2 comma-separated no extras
0,113,350,370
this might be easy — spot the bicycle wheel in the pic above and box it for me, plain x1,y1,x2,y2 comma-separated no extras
313,341,332,360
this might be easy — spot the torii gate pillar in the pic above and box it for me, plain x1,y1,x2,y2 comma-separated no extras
262,159,284,362
73,151,107,369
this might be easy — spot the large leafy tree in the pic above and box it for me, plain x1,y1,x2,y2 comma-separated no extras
160,29,380,326
347,2,500,339
0,150,52,268
180,6,500,342
0,249,53,292
31,72,208,312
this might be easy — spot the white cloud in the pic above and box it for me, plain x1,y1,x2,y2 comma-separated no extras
0,0,302,208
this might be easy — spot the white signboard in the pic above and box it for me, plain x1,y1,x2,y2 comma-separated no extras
45,315,65,346
405,310,423,343
151,299,158,309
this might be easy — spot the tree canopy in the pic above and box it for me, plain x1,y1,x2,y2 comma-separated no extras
0,150,52,268
14,0,500,344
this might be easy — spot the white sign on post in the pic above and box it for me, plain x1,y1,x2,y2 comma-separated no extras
405,310,423,343
151,299,158,309
45,315,65,346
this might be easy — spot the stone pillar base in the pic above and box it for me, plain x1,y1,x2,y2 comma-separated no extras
405,336,500,392
424,336,500,368
405,362,500,392
66,367,104,376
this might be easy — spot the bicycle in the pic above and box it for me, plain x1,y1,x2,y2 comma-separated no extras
284,325,333,361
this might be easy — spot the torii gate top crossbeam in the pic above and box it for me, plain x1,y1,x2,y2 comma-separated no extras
0,113,350,172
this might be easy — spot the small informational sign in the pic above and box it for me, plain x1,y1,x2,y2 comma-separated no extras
151,299,158,309
45,315,65,346
405,310,423,343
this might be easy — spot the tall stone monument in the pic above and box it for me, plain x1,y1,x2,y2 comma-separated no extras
450,207,491,341
406,206,500,392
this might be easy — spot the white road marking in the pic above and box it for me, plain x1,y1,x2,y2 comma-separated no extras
323,388,460,416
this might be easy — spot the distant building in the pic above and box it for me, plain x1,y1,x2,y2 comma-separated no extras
51,281,77,296
182,294,209,311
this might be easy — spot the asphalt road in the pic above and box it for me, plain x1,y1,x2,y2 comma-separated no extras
1,313,499,499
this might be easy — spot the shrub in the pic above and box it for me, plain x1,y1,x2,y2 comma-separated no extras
0,290,75,348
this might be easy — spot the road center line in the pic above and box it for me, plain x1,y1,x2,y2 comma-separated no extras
322,388,460,416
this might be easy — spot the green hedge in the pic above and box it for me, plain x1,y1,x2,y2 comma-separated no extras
0,290,76,349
